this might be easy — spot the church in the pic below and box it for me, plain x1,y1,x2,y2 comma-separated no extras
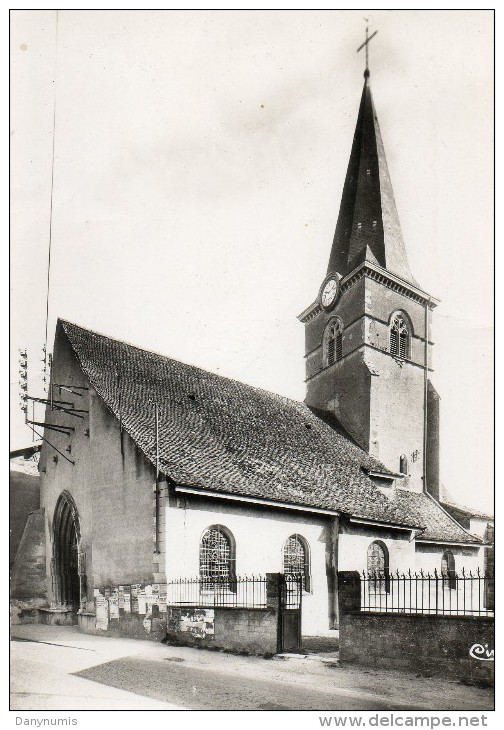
16,63,484,639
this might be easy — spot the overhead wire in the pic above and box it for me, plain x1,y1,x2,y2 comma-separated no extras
43,9,59,367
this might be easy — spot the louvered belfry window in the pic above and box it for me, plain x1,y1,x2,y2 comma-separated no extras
200,527,235,588
325,319,343,366
335,329,343,361
327,337,335,365
283,534,311,591
390,315,409,359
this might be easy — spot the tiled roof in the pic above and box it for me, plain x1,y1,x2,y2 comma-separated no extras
60,320,480,544
396,492,482,542
440,501,494,522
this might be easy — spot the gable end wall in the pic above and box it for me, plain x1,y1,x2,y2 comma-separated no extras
40,324,157,605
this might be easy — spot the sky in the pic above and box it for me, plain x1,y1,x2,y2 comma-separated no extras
10,9,494,513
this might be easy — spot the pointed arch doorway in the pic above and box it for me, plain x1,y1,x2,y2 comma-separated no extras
52,492,84,611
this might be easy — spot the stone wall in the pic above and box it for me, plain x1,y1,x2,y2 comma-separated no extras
338,571,494,686
9,468,40,567
164,573,281,655
166,606,278,655
76,581,168,640
11,508,47,610
75,574,281,652
78,609,166,641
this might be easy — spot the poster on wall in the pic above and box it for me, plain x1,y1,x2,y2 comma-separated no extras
108,589,119,619
118,586,124,611
179,608,215,639
158,584,167,613
130,584,141,614
145,583,156,612
137,589,147,615
122,585,131,613
95,593,109,631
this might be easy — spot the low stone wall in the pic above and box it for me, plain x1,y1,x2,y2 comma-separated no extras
164,572,282,655
13,573,283,653
75,581,169,639
338,571,495,686
340,612,494,685
78,610,166,640
165,605,278,655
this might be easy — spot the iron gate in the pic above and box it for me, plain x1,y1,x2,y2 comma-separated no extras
278,573,302,652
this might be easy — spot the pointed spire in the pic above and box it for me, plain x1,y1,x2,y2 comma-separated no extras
327,77,416,286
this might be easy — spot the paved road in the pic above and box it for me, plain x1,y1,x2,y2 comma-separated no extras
11,625,494,712
76,655,416,711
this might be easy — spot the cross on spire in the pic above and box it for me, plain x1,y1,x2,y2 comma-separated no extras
357,21,378,80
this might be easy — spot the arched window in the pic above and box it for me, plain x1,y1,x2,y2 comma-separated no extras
324,319,343,367
441,551,456,590
399,454,408,475
200,526,236,589
367,540,390,594
390,314,409,359
283,534,311,592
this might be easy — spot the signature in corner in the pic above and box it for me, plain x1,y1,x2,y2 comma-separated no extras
469,643,494,661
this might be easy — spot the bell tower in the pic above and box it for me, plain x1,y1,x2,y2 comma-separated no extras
299,59,440,494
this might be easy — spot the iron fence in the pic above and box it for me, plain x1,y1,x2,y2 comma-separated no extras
166,575,268,608
361,569,494,616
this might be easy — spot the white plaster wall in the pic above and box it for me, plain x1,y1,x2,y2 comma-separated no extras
338,528,484,576
164,496,331,635
414,544,486,613
338,529,416,575
469,518,491,539
414,544,484,575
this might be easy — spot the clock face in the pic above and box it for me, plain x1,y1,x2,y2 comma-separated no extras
321,277,339,309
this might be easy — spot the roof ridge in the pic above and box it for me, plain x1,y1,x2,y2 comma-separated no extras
61,319,391,474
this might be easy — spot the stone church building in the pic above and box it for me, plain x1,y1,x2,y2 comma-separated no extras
14,69,484,638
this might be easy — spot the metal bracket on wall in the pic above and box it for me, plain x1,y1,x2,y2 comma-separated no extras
52,384,89,398
26,395,88,419
26,419,74,436
27,425,75,465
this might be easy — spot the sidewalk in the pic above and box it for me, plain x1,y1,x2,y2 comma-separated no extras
11,624,185,710
10,624,494,711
